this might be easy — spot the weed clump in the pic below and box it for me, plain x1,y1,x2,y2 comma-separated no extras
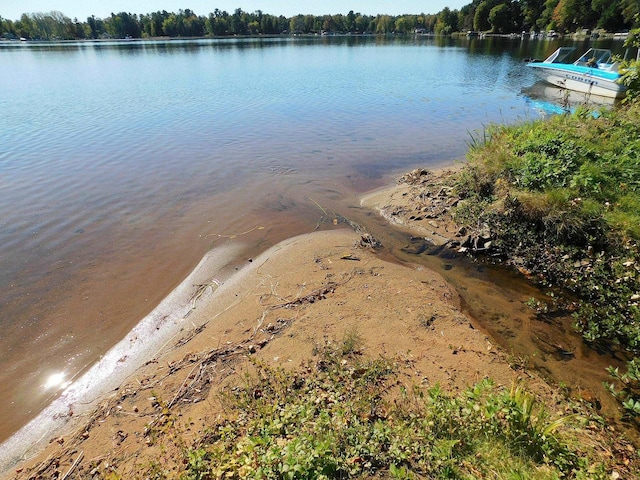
177,342,608,479
452,100,640,420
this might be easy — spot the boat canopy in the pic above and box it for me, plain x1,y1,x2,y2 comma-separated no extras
575,49,613,67
540,47,620,72
543,47,575,63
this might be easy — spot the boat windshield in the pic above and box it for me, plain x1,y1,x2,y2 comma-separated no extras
575,49,612,66
544,47,575,63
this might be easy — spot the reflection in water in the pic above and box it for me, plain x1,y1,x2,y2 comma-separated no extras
522,81,619,115
43,372,70,391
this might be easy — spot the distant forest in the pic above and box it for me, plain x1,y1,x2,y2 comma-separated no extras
1,0,639,40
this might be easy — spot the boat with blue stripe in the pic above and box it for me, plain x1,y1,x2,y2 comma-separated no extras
527,47,626,99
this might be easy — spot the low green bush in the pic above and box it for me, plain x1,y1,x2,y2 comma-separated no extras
452,99,640,422
178,343,604,479
619,29,640,104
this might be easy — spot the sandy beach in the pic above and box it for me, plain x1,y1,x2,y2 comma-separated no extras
3,171,637,478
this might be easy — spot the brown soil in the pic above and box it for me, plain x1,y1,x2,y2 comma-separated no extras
5,170,638,479
361,166,463,248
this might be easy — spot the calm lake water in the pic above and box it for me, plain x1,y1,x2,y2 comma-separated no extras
0,35,623,445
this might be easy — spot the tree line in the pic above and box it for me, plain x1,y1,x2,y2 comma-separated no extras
1,1,639,40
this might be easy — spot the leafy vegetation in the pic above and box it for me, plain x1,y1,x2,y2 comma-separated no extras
619,30,640,104
451,99,640,420
170,342,606,479
2,0,640,40
606,358,640,421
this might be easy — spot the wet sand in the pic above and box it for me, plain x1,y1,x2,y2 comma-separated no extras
0,171,385,445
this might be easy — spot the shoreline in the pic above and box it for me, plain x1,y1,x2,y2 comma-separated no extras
3,170,638,477
360,165,463,247
2,221,523,478
0,242,247,474
1,229,380,475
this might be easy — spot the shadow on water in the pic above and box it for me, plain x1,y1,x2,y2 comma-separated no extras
345,206,635,440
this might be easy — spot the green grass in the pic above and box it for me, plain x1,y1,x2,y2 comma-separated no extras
451,99,640,421
174,343,606,479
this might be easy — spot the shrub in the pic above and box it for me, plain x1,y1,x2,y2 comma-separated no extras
178,343,603,479
451,101,640,421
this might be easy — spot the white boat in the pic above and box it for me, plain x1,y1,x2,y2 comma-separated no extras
527,47,626,99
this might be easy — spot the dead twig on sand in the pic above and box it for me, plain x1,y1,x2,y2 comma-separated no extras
253,272,355,335
309,197,329,231
60,451,83,480
204,225,265,239
164,276,351,409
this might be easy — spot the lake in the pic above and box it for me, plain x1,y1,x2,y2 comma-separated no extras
0,34,621,445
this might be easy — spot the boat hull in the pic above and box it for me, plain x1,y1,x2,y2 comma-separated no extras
529,65,625,99
523,81,618,108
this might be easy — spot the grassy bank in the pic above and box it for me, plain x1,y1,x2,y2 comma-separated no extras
136,341,618,479
450,100,640,421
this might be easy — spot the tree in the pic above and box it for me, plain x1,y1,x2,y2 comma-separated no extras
521,0,546,30
162,14,178,36
436,7,459,33
374,15,395,33
489,3,512,32
105,12,141,38
230,8,247,35
87,15,97,38
474,1,496,31
10,2,640,40
618,29,640,101
156,11,169,36
259,14,274,34
16,13,35,38
458,4,477,31
552,0,597,31
274,15,288,33
346,10,356,32
538,0,560,30
621,0,640,25
298,14,312,33
593,0,628,31
323,14,335,32
421,14,438,32
72,18,85,39
289,14,304,33
182,11,204,37
332,14,346,32
395,15,418,33
206,10,229,36
355,14,369,33
47,11,74,39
